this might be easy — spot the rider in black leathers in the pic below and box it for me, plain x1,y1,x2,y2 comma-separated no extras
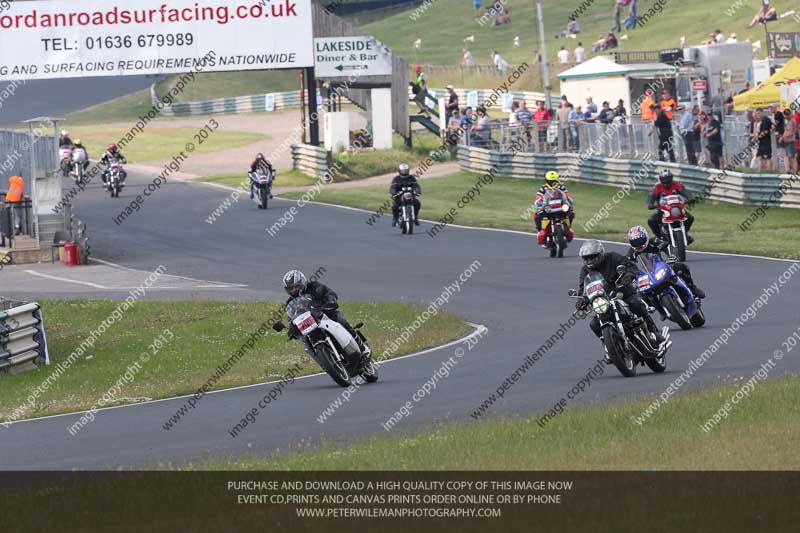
625,227,706,299
283,270,369,359
390,163,421,227
577,240,666,346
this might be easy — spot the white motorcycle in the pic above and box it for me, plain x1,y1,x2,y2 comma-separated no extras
71,147,88,186
273,294,378,387
250,169,274,210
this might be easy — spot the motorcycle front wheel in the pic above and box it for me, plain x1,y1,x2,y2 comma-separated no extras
315,343,351,387
602,325,636,377
360,358,379,383
660,293,691,330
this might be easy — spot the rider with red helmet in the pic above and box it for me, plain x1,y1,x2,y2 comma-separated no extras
100,143,128,187
646,169,695,243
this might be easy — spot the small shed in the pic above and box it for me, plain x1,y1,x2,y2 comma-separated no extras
558,55,676,115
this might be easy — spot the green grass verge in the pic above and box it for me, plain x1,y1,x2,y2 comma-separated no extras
0,300,470,422
281,171,800,260
156,70,301,103
200,169,320,189
203,374,800,470
334,132,447,179
61,125,266,164
62,89,156,127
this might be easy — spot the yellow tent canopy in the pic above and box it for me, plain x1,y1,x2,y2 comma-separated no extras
734,57,800,111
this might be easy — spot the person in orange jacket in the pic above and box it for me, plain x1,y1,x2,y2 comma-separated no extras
6,175,24,235
660,89,678,120
641,89,656,122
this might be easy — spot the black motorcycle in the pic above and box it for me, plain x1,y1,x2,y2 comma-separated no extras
395,186,417,235
570,266,671,377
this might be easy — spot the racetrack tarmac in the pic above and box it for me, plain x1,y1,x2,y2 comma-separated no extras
1,168,798,470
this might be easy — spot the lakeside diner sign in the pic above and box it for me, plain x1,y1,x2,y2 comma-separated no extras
313,36,393,78
0,0,314,81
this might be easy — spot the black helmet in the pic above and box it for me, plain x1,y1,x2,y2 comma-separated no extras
659,169,673,188
398,163,410,177
282,270,307,296
579,240,605,270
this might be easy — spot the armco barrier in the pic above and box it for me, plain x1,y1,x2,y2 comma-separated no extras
457,146,800,209
151,85,560,118
0,299,49,376
151,85,303,117
291,144,330,181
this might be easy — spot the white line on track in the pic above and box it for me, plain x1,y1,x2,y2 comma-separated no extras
2,322,487,428
24,270,110,289
90,257,248,287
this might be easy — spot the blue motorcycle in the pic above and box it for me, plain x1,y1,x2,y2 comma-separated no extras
633,253,705,331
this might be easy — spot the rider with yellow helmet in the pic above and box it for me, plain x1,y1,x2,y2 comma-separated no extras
533,170,574,232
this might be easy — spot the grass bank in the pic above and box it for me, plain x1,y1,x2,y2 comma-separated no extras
204,374,800,470
61,125,266,164
281,172,800,260
333,132,446,179
0,300,470,423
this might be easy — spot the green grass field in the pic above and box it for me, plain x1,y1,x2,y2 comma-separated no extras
155,71,302,103
204,374,800,470
281,171,800,259
0,300,469,423
365,0,797,75
62,125,266,164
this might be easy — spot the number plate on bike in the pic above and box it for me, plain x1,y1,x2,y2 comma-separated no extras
403,192,414,199
585,280,603,297
548,200,563,209
293,311,318,335
636,275,651,290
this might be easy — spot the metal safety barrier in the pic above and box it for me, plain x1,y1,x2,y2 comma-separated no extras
0,299,49,376
458,145,800,209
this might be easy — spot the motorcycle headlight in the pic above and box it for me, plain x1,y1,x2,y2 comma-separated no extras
670,207,681,217
592,297,610,314
655,268,667,280
561,204,570,212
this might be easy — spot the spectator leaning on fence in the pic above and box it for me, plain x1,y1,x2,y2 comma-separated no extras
556,99,571,150
782,108,798,174
445,85,459,125
568,103,580,150
660,89,677,120
641,89,656,122
516,99,534,142
5,175,24,235
585,96,598,115
462,48,474,66
753,108,773,171
679,105,700,166
703,112,723,169
654,104,676,163
534,100,552,148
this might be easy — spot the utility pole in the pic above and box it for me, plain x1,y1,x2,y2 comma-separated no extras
536,0,552,109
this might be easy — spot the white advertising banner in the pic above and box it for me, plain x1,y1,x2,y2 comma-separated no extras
314,36,393,78
0,0,314,81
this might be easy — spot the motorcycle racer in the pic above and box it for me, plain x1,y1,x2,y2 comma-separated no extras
282,270,370,360
647,170,695,243
577,240,666,348
534,171,574,232
626,225,705,299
